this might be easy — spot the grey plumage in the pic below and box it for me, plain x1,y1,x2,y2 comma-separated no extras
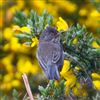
37,26,64,80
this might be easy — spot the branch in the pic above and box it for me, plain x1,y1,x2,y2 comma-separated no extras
64,52,92,82
22,73,34,100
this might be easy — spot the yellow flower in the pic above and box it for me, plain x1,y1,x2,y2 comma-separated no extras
60,60,76,94
17,56,40,74
56,17,68,31
20,26,31,33
72,38,78,45
15,72,22,79
13,25,21,32
30,60,40,74
1,54,14,72
3,43,10,51
93,80,100,90
0,10,4,28
72,82,88,96
79,8,88,16
92,73,100,90
2,83,12,90
10,37,21,51
54,80,60,87
32,0,46,14
85,9,100,29
3,27,14,40
0,0,3,6
91,73,100,79
23,8,29,15
53,1,77,13
17,58,32,73
75,66,80,71
64,72,76,95
90,10,100,17
11,79,21,88
3,73,13,82
13,26,31,34
60,60,70,74
92,41,100,48
3,36,29,53
8,6,18,14
31,37,39,47
16,0,25,10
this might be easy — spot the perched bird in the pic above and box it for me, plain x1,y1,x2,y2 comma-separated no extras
37,26,64,80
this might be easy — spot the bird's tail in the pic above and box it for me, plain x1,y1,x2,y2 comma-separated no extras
47,65,60,80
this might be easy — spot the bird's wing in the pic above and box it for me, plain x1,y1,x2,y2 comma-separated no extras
37,51,47,71
37,42,61,70
51,45,61,63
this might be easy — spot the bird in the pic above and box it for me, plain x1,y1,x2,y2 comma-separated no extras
37,26,64,80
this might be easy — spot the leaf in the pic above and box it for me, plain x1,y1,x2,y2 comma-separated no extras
15,33,31,40
23,42,32,46
38,86,46,96
12,89,19,100
1,95,9,100
13,11,27,27
47,15,53,25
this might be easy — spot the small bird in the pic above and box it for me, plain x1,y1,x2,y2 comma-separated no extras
37,26,64,80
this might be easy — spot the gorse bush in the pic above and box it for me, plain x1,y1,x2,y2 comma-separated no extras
1,0,100,100
4,10,99,100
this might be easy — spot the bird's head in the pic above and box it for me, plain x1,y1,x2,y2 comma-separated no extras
39,26,60,43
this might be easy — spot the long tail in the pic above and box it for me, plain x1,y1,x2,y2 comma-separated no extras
47,65,60,80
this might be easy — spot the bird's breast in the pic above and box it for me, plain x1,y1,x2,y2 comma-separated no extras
38,42,61,61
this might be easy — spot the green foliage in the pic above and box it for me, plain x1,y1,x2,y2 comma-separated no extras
61,24,100,79
12,89,19,100
13,10,100,99
38,80,66,100
14,10,53,37
15,33,32,40
1,95,9,100
0,89,19,100
13,10,53,46
93,91,100,100
13,11,27,27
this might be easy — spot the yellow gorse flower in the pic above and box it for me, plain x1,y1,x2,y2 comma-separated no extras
3,27,14,40
90,10,100,17
92,73,100,90
79,8,88,16
56,17,68,31
17,56,40,74
72,38,78,45
60,60,76,94
20,26,31,33
31,37,39,47
72,82,88,96
92,41,100,48
75,66,80,71
11,79,21,88
53,1,77,13
54,80,60,87
13,25,31,34
1,54,14,72
60,60,87,96
92,73,100,79
93,81,100,90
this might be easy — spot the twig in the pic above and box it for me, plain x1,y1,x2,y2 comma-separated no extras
22,73,34,100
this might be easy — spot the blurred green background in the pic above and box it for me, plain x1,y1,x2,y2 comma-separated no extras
0,0,100,97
